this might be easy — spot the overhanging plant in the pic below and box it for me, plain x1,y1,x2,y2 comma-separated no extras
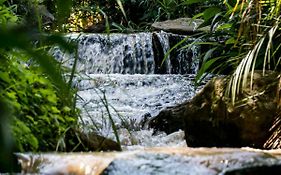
188,0,281,104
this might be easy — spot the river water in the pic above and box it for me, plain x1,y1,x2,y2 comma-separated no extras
52,31,201,149
19,32,281,175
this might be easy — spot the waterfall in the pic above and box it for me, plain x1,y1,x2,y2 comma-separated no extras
52,31,199,74
52,32,202,148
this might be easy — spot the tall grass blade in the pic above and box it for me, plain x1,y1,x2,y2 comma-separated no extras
195,47,218,84
116,0,128,21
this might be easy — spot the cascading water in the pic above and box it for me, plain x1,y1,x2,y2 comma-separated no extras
53,31,199,74
20,26,281,175
53,33,154,74
53,31,201,149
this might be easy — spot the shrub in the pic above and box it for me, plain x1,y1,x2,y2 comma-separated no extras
0,55,78,151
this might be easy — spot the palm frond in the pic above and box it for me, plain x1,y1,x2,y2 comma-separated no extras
227,19,280,104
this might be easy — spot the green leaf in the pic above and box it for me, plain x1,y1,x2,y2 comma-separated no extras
203,7,221,21
202,47,218,62
0,71,10,83
28,135,39,150
0,0,7,4
216,23,233,31
47,94,57,104
39,115,51,124
51,106,60,114
35,92,43,99
116,0,127,21
62,106,71,113
226,37,236,45
195,47,220,83
183,0,205,5
26,115,35,123
192,12,204,19
6,91,17,100
56,0,72,26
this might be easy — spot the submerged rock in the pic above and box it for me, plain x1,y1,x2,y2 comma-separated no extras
19,147,281,175
149,71,281,148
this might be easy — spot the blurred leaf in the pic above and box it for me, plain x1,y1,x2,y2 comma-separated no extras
62,106,71,113
0,71,10,83
216,23,233,31
183,0,205,5
192,12,204,19
42,34,76,53
0,98,20,172
51,107,60,114
116,0,127,21
226,37,236,45
56,0,72,27
203,7,221,21
0,0,7,4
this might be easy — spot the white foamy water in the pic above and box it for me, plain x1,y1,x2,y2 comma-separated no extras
52,32,202,148
74,73,200,148
52,31,199,74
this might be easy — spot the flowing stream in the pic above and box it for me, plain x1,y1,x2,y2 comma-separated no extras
52,31,201,149
19,32,281,175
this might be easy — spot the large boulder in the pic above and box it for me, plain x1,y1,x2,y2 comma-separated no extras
152,18,210,34
148,71,281,148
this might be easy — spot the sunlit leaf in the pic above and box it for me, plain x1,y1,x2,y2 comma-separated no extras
51,107,60,114
116,0,127,21
192,12,204,20
216,23,233,31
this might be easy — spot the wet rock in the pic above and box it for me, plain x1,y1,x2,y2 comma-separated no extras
66,128,121,151
78,131,122,151
148,102,188,134
152,18,210,34
152,32,199,74
224,164,281,175
19,147,281,175
184,71,280,148
149,71,281,148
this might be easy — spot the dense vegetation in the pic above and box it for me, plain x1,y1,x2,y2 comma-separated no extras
0,0,280,172
0,0,77,172
191,0,281,103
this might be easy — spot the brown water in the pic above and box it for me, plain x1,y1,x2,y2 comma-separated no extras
19,147,281,174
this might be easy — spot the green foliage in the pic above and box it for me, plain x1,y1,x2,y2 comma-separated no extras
0,0,82,154
59,0,202,32
0,0,19,26
0,98,20,172
0,54,78,152
192,0,281,103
